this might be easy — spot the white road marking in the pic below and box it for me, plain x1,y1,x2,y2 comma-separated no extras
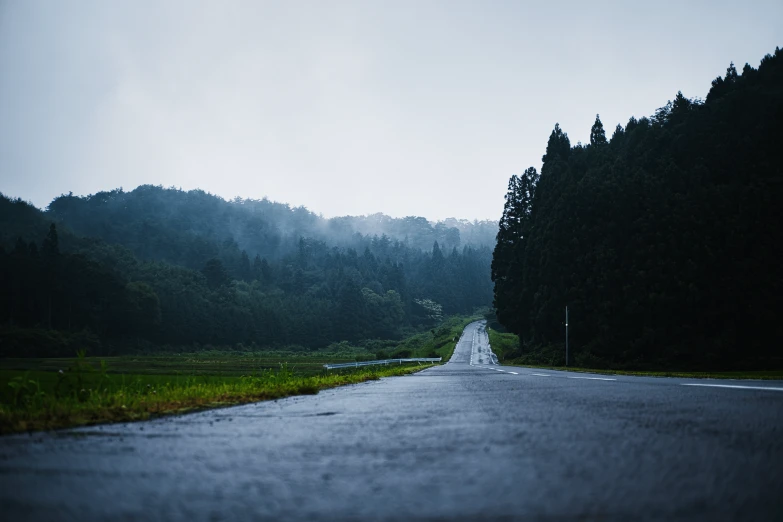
531,373,551,377
567,376,617,381
681,383,783,392
509,372,519,375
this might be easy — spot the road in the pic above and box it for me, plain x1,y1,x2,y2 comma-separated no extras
1,320,782,521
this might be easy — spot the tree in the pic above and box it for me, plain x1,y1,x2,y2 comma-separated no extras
202,258,229,289
239,250,252,281
542,123,571,164
611,124,625,145
41,223,60,260
431,241,444,270
124,281,162,337
590,114,607,146
413,298,442,325
491,167,538,336
336,279,367,342
40,223,60,328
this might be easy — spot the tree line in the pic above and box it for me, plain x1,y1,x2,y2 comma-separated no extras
46,185,496,269
492,48,783,370
0,191,492,356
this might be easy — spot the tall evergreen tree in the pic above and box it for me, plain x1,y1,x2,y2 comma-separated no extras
590,115,607,146
542,123,571,164
202,258,229,289
491,167,538,336
239,250,252,281
41,223,59,259
40,223,60,328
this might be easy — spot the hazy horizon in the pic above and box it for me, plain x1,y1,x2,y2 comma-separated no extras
1,0,781,221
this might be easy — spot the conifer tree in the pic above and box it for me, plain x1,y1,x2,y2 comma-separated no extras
590,114,607,146
239,250,251,281
491,167,538,335
40,224,60,328
202,258,229,289
41,223,59,259
542,123,571,164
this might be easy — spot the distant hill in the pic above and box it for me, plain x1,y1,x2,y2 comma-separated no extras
0,189,495,356
44,186,496,271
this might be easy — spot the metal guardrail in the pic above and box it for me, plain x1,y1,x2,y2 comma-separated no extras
323,357,442,370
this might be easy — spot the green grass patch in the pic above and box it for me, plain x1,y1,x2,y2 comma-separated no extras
487,328,520,361
0,353,360,378
0,362,433,434
392,315,484,361
0,315,484,435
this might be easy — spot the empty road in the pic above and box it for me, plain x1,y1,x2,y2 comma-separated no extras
1,320,782,521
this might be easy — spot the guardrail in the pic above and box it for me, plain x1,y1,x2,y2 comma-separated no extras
323,357,442,370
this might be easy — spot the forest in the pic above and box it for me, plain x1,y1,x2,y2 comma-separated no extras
492,47,783,370
0,188,493,356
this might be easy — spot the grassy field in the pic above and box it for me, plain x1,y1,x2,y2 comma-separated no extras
0,362,434,434
487,329,783,380
0,315,482,434
0,353,360,378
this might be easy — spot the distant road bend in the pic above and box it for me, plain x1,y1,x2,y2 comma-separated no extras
1,321,782,521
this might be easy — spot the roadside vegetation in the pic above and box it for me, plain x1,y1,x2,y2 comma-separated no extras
488,328,783,380
387,314,482,362
0,315,480,435
0,360,431,434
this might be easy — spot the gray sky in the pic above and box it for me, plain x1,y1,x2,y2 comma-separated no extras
1,1,781,221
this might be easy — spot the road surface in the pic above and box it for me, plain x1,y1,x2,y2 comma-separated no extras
1,320,782,521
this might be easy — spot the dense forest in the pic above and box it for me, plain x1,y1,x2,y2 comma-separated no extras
0,188,493,356
46,187,497,263
492,48,783,370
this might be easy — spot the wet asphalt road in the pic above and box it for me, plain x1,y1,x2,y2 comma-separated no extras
1,320,783,521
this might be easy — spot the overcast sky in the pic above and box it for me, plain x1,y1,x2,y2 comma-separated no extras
1,1,781,221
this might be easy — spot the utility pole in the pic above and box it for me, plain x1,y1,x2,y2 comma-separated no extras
565,306,569,367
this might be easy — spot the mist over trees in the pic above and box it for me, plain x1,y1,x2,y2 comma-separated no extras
492,48,783,370
0,188,493,356
46,186,496,268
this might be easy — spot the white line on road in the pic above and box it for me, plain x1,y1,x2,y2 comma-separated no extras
567,376,617,381
531,373,551,377
681,383,783,392
509,372,519,375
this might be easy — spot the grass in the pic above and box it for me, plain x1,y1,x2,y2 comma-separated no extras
394,314,485,361
487,329,783,380
0,353,362,378
0,360,434,434
0,314,484,435
486,328,519,361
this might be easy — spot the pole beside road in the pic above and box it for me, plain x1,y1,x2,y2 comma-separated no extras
565,306,569,367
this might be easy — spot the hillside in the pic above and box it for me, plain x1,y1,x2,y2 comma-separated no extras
45,186,496,269
0,192,493,356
